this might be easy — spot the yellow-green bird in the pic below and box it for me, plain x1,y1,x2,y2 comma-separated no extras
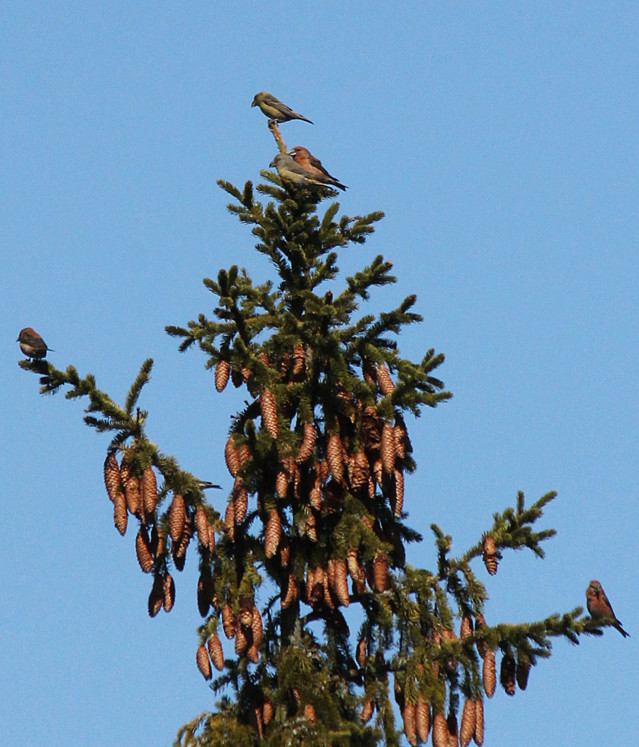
252,92,313,124
269,153,324,187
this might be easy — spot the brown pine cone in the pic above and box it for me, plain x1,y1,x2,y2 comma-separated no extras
402,702,417,746
303,703,316,724
141,467,157,516
309,474,322,510
361,406,382,450
516,652,532,691
281,572,298,609
221,604,236,639
262,699,274,726
292,343,306,377
356,638,366,667
460,615,473,640
447,712,459,747
362,357,377,385
381,422,395,474
124,475,141,516
275,467,289,499
376,363,396,396
333,559,350,607
235,626,249,655
224,501,235,542
148,573,164,617
135,525,154,573
197,574,211,618
372,459,383,486
394,416,412,459
215,360,230,392
483,649,496,698
326,433,344,483
482,535,499,576
416,694,431,743
347,450,369,491
500,652,516,696
304,511,317,542
251,607,263,649
459,699,476,747
393,468,404,517
113,491,128,536
260,388,279,440
150,524,165,558
224,437,240,477
195,506,210,549
473,700,484,746
264,510,281,558
196,644,212,680
360,698,373,723
296,422,316,463
163,572,175,612
103,453,121,503
233,478,248,523
247,643,260,664
231,366,243,388
373,550,389,592
432,713,449,747
168,494,186,543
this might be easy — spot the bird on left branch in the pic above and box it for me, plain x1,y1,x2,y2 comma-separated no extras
17,327,53,359
252,92,313,124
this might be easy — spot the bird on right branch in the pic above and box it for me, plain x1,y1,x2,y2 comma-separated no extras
586,580,629,637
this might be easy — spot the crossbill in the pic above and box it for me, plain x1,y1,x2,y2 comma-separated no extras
269,153,325,187
17,327,53,359
289,146,347,191
586,580,629,637
252,92,313,124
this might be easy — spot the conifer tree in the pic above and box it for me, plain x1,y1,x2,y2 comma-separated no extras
20,118,621,746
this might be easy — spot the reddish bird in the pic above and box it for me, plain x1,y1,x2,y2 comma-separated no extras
17,327,53,359
586,580,629,637
289,146,347,191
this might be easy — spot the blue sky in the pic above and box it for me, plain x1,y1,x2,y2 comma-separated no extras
3,3,638,745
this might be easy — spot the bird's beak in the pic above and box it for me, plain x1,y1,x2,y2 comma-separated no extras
269,159,276,167
251,100,256,107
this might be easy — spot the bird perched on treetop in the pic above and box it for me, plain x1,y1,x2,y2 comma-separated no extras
270,153,325,187
289,146,347,191
252,92,313,124
17,327,53,359
586,580,629,637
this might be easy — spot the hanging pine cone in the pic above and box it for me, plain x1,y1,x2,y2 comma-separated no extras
235,625,249,655
251,607,263,649
168,494,186,543
416,694,431,743
265,510,281,558
195,506,210,549
500,652,516,696
303,703,316,724
402,702,417,746
432,713,449,747
346,548,360,580
381,422,395,474
275,467,289,499
393,468,404,517
362,357,377,385
473,700,484,746
296,422,316,463
322,479,344,514
221,605,236,639
224,437,240,477
361,406,382,451
119,457,131,490
347,450,369,491
447,712,459,747
516,652,531,691
356,638,366,667
459,699,476,747
247,642,260,664
125,475,141,516
231,366,243,388
197,574,211,618
113,492,128,536
279,539,290,567
304,511,317,542
372,459,383,486
260,388,279,439
281,572,297,609
233,477,248,523
482,535,499,575
292,343,306,377
460,615,473,640
333,559,349,607
207,520,216,552
394,416,412,459
163,572,175,612
148,573,164,617
326,433,344,483
224,501,235,542
135,525,154,573
262,699,274,726
483,649,496,697
376,363,396,396
309,472,322,510
215,360,230,392
373,550,389,592
196,644,212,680
141,466,157,515
150,524,166,558
207,631,224,671
103,453,121,503
360,698,373,724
